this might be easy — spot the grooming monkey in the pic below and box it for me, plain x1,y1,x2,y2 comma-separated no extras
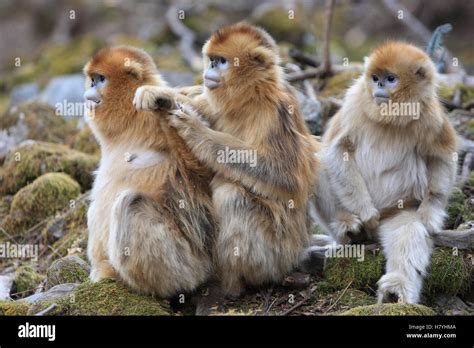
84,46,216,297
312,42,458,303
134,23,318,296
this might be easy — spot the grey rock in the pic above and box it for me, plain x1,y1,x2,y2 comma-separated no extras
39,74,85,116
44,256,90,291
10,83,40,107
296,90,324,135
23,283,78,304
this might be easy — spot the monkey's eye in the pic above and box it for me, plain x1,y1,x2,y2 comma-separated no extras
99,75,105,83
219,57,226,64
372,75,379,82
387,75,396,83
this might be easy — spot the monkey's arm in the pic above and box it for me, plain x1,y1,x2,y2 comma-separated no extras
133,85,214,119
168,106,301,194
417,122,458,233
324,132,379,228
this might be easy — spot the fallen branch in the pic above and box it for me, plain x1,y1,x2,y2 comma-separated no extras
34,303,58,316
458,152,473,188
433,228,474,249
289,48,320,67
166,4,201,72
281,290,312,316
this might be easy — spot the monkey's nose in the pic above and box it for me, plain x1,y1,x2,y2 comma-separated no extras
84,89,101,103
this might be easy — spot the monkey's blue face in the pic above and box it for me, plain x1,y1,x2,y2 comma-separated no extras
371,72,398,105
84,74,107,108
204,56,228,90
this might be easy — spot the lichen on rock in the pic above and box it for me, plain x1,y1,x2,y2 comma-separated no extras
13,263,44,297
323,248,385,291
1,172,80,236
0,141,97,195
33,279,171,316
44,256,90,290
0,300,31,315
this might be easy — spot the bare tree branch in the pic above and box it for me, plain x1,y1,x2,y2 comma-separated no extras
166,4,201,72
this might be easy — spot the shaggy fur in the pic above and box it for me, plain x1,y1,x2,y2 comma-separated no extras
84,46,216,297
312,42,458,303
134,23,318,296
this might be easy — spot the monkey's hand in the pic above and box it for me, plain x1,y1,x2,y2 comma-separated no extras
133,85,178,111
360,205,380,231
168,104,210,133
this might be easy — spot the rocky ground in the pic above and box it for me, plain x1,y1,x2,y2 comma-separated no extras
0,16,473,316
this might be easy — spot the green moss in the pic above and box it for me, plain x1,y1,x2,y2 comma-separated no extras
0,300,31,315
339,303,436,316
45,256,90,290
324,249,384,291
36,279,171,316
0,141,98,194
42,200,88,260
319,70,361,98
2,173,80,236
0,102,78,145
14,264,44,296
39,35,105,77
315,288,376,313
459,119,474,137
424,248,472,300
439,83,474,105
71,126,99,155
1,36,105,91
446,187,467,228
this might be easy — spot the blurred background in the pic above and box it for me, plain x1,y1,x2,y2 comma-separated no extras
0,0,473,316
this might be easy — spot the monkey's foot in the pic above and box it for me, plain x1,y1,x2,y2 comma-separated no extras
377,272,420,304
360,205,380,230
133,85,177,111
89,263,117,282
330,213,361,244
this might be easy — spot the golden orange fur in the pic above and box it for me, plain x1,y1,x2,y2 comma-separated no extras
134,23,319,296
84,46,216,297
312,41,458,303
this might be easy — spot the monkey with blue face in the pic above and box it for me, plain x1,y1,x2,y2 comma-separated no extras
134,23,319,296
84,45,216,298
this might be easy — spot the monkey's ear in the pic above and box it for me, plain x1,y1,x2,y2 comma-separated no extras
414,66,426,79
124,60,144,80
249,47,274,66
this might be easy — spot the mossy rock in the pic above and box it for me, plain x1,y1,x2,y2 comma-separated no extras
0,141,98,195
71,126,99,155
13,264,44,297
42,199,89,260
339,303,436,316
446,187,467,228
0,300,31,315
0,102,78,145
319,69,362,99
2,173,80,236
35,280,171,316
324,249,385,291
0,195,12,221
424,248,472,300
45,256,90,290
